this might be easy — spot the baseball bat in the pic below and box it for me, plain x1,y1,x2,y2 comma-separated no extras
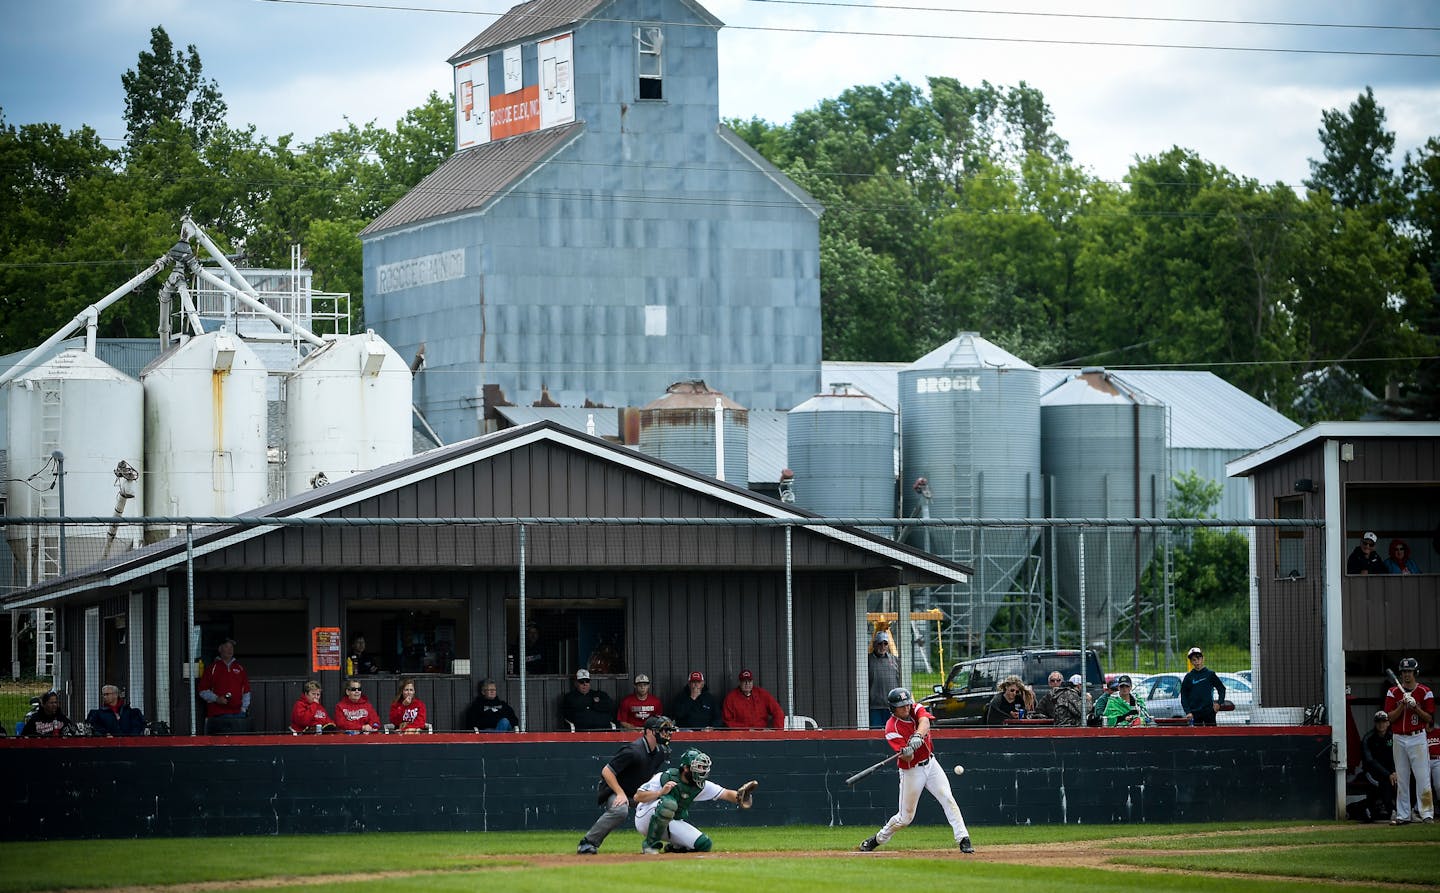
845,751,902,786
1386,668,1401,690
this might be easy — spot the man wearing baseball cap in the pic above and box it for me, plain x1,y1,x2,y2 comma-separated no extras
868,630,901,729
722,669,785,729
1180,646,1227,726
561,669,616,731
1350,710,1396,822
1347,531,1387,575
617,673,664,730
1384,657,1434,824
669,671,722,730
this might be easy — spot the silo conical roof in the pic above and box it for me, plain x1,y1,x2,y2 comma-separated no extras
907,332,1036,372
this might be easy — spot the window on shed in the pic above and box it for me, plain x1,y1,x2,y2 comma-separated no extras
1343,481,1439,574
505,597,626,677
347,600,468,675
1274,495,1306,578
636,26,663,99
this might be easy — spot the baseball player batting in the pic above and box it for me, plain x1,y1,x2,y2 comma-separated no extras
633,748,757,853
859,687,974,853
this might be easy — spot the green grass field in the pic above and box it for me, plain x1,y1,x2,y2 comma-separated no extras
2,822,1434,892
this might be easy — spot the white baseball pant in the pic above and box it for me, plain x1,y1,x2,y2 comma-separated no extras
874,757,969,845
1392,730,1434,821
633,806,705,849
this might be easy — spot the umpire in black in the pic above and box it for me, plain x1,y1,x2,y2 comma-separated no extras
577,714,675,854
1180,646,1227,726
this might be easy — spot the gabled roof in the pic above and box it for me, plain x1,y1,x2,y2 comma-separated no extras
716,125,823,219
1226,420,1440,478
2,421,968,609
449,0,723,63
360,123,584,236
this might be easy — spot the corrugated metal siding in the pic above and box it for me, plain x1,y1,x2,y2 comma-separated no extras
361,123,583,235
1338,436,1440,651
1252,444,1324,707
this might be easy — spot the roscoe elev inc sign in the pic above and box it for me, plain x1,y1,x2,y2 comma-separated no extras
914,375,982,393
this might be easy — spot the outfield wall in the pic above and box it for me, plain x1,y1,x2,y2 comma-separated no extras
0,727,1332,840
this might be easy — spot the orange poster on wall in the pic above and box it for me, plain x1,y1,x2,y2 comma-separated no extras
312,626,342,672
490,84,541,140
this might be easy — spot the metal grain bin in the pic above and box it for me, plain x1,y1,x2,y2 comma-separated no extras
1041,368,1168,645
4,349,145,582
898,333,1042,642
638,380,748,484
787,382,896,535
142,330,268,541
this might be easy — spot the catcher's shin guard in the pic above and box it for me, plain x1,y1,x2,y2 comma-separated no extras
693,833,713,852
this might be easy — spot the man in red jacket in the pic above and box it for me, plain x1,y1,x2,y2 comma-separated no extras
198,638,251,735
721,669,784,730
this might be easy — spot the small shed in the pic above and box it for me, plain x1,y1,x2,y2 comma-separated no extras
3,421,967,733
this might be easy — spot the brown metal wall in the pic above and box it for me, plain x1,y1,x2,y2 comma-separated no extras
1252,441,1325,707
1339,436,1440,651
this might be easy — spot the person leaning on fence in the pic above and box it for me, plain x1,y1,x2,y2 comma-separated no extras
1180,647,1227,726
986,675,1033,724
1040,675,1085,727
86,684,146,737
1103,676,1151,727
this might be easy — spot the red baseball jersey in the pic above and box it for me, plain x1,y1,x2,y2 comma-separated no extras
617,693,663,728
1428,725,1440,760
885,704,935,769
1384,683,1434,736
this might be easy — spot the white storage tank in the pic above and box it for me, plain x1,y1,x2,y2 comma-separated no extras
787,383,895,535
142,331,268,538
285,331,413,495
638,380,748,484
4,349,144,581
1041,368,1168,641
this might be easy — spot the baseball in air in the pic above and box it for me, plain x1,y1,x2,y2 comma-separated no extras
953,765,965,776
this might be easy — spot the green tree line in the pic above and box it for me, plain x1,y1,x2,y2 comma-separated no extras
2,28,1436,421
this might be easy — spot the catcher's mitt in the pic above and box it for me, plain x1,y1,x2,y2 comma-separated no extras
736,780,759,809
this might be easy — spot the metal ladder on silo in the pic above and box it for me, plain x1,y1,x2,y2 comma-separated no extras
34,380,63,677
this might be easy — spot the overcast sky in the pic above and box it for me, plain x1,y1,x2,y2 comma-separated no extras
1,0,1437,187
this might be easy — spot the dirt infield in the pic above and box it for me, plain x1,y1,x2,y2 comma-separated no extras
52,825,1438,893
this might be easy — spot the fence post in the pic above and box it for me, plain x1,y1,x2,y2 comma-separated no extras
517,523,527,733
784,524,794,725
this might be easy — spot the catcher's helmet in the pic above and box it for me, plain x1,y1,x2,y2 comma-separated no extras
886,687,914,712
680,748,712,784
1399,657,1420,673
645,715,676,745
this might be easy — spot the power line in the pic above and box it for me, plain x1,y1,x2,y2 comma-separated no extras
255,0,1440,59
745,0,1440,34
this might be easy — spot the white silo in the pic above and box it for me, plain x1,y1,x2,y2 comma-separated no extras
1041,368,1168,647
142,331,268,537
285,330,413,495
787,383,895,535
898,333,1043,646
638,381,749,484
4,349,144,582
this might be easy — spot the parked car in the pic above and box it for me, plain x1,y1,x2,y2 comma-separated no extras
921,649,1105,726
1141,671,1254,724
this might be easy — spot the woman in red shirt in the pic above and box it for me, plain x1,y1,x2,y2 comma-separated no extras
389,677,428,733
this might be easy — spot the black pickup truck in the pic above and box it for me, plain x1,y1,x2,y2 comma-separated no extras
920,649,1105,726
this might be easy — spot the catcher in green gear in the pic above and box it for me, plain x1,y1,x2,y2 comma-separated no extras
632,748,758,853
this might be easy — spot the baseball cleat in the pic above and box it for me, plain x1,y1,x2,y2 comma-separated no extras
641,843,664,855
663,843,689,853
576,842,598,855
859,836,880,852
959,836,975,854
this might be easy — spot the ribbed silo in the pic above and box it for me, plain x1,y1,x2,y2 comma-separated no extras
638,380,748,484
142,331,268,539
4,349,144,582
285,331,413,496
898,333,1042,640
1041,368,1168,643
787,383,895,535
